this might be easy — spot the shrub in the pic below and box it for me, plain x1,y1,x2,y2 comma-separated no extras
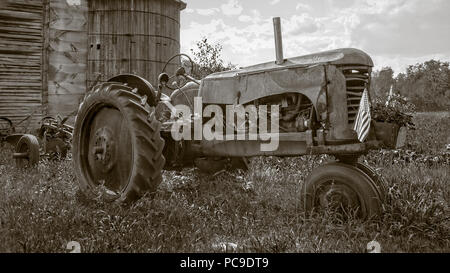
372,94,416,129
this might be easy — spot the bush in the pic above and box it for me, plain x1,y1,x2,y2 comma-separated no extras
372,94,416,129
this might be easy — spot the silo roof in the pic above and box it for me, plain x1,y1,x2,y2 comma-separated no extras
174,0,187,10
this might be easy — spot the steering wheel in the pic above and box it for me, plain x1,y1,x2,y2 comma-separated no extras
0,117,15,136
161,53,195,90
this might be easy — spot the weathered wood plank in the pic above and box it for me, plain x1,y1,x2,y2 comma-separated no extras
0,0,43,130
0,9,42,20
88,0,181,85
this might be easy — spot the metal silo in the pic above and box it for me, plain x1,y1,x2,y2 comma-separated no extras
87,0,186,89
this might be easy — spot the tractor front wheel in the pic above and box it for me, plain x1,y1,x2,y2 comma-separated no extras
72,83,165,203
353,162,387,202
302,162,383,219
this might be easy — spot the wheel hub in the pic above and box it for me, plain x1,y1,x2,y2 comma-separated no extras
92,127,116,173
318,183,359,209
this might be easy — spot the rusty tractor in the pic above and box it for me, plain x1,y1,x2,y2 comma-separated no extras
72,18,402,218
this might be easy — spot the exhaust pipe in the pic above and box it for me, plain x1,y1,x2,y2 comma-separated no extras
273,17,284,65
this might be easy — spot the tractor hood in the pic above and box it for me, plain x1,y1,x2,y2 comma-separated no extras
203,48,373,80
198,48,373,111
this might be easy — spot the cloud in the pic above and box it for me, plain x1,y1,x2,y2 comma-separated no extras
238,15,253,23
327,0,355,9
181,0,449,73
270,0,281,5
221,0,243,16
295,3,311,11
182,11,347,67
350,0,450,57
285,14,321,35
196,8,220,16
181,17,274,66
238,10,262,24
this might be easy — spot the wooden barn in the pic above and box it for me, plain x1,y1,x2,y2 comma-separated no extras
0,0,186,131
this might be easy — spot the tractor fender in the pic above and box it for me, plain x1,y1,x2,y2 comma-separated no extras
108,74,158,106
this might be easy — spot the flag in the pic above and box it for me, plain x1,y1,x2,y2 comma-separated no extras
353,88,371,142
385,85,394,106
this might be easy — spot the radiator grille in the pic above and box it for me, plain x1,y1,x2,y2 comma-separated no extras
339,66,370,125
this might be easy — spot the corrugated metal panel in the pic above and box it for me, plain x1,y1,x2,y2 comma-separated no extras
88,0,183,89
0,0,44,132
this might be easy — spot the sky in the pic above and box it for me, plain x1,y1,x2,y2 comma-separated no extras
180,0,450,75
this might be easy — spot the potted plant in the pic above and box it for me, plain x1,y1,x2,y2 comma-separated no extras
371,93,415,149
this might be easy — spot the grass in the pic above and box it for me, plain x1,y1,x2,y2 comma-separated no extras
0,112,448,253
406,112,450,153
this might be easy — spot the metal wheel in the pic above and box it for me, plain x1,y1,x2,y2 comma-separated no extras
302,162,382,219
72,82,165,203
14,134,40,168
353,162,388,202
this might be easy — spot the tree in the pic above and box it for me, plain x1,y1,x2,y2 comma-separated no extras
395,60,449,110
189,38,236,79
371,60,450,111
371,67,394,100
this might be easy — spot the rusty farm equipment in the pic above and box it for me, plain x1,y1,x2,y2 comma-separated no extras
37,114,74,159
72,17,404,219
0,116,40,167
0,112,74,167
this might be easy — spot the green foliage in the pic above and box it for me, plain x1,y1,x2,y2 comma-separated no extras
371,60,450,111
190,38,236,79
404,112,450,153
370,67,395,100
397,60,450,110
372,94,416,128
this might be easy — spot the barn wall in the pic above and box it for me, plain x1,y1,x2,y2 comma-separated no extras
0,0,44,132
46,0,88,119
0,0,88,130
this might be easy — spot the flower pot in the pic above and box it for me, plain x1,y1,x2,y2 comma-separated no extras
373,122,405,149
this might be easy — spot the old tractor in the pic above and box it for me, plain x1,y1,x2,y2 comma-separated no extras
72,18,401,218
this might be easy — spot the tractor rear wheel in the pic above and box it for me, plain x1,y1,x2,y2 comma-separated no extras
14,134,40,168
302,162,383,219
72,83,165,203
